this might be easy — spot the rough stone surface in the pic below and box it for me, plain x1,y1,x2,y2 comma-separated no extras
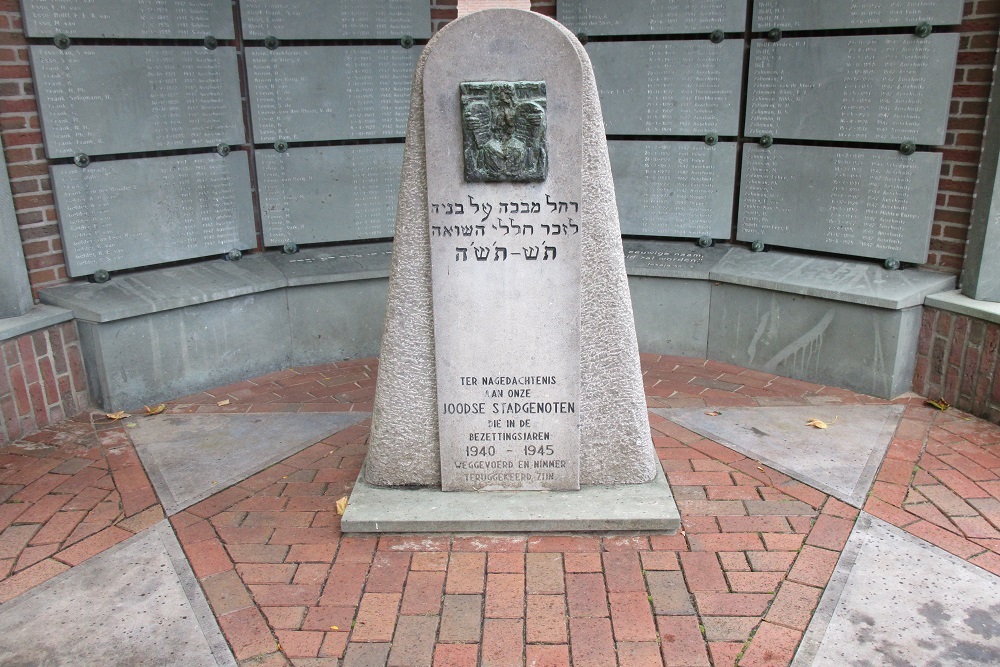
367,9,656,488
0,143,32,319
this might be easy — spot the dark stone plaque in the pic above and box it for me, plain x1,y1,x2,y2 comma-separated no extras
246,46,421,143
558,0,746,35
587,40,743,135
461,81,547,183
746,34,958,145
256,144,403,246
609,140,736,239
736,144,942,264
31,46,244,158
22,0,235,39
753,0,964,31
241,0,431,40
53,153,255,277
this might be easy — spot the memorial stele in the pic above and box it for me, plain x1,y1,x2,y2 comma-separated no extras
342,9,679,533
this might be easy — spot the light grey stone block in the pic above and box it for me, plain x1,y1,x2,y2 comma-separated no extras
753,0,964,31
257,144,403,246
558,0,746,35
247,46,421,143
629,276,710,358
925,290,1000,326
737,144,942,264
341,465,680,532
708,283,921,398
0,305,73,342
78,290,291,411
288,279,389,366
623,240,732,280
610,140,736,239
746,34,958,145
588,40,743,136
31,46,244,158
240,0,431,40
52,152,256,277
0,140,32,319
711,247,956,309
22,0,236,38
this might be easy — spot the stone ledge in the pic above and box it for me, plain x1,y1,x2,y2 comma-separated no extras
0,305,73,342
924,290,1000,325
623,239,731,280
341,465,680,533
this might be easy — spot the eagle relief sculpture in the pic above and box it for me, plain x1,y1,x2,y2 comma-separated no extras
461,81,548,183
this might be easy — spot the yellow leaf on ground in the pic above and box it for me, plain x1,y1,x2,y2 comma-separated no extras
336,496,348,516
806,418,828,429
925,398,950,411
217,399,230,406
105,410,130,421
705,411,722,416
330,626,339,631
144,404,166,416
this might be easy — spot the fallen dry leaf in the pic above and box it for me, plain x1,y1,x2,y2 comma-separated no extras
105,410,130,421
705,411,722,416
925,398,950,411
330,626,339,631
336,496,348,516
806,418,829,429
217,399,230,407
144,404,166,416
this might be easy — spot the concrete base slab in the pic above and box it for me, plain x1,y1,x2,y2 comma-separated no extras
795,514,1000,666
0,522,236,666
658,405,903,508
341,466,679,533
131,412,368,515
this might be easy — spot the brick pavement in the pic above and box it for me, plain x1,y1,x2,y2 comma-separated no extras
2,355,1000,666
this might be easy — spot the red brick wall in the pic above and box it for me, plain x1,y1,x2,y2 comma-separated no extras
914,308,1000,423
1,322,91,443
432,0,459,32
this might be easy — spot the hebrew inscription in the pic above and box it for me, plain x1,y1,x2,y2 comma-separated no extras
461,82,547,183
247,46,420,143
746,34,958,145
257,144,403,246
587,40,743,135
241,0,431,40
737,144,942,264
752,0,964,31
31,45,244,158
609,140,736,239
558,0,746,35
22,0,235,39
53,153,255,277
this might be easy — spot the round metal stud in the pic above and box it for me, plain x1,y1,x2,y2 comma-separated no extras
759,134,774,148
225,249,242,262
767,28,782,42
282,242,299,254
704,133,719,146
90,269,110,284
698,236,714,248
216,143,230,157
751,240,766,253
899,141,916,156
274,140,289,153
74,153,90,168
576,32,589,45
264,36,280,50
710,30,725,44
884,258,901,271
204,36,218,50
914,22,932,38
400,35,414,49
54,34,71,49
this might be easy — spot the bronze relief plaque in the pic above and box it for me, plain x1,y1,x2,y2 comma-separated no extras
461,81,547,183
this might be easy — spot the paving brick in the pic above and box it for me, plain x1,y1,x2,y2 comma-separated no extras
275,630,324,658
616,641,663,667
641,550,679,571
739,621,802,667
679,551,727,592
263,605,308,630
28,509,84,546
603,551,645,593
765,581,822,631
351,592,401,643
906,520,983,559
485,572,524,618
365,552,410,593
453,535,527,552
694,592,771,616
563,552,602,573
302,606,354,632
401,570,446,615
250,583,321,607
718,515,792,533
657,615,710,667
647,571,694,616
217,606,277,660
446,552,486,595
569,617,616,667
707,642,743,667
718,551,750,572
388,615,438,667
201,569,253,615
335,536,378,563
526,594,567,643
566,572,608,617
701,616,758,643
726,571,785,593
688,533,764,552
525,644,570,667
411,552,450,571
481,618,523,667
227,543,289,564
0,523,39,560
320,632,349,659
14,492,68,524
609,591,657,642
320,561,369,607
439,594,483,643
488,552,524,573
762,533,805,551
433,643,479,667
0,557,69,604
286,543,337,563
787,546,841,588
920,484,980,517
184,537,233,578
53,525,130,566
526,552,564,594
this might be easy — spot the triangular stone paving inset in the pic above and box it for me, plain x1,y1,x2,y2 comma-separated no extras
130,412,369,515
0,522,236,667
655,405,904,508
794,514,1000,666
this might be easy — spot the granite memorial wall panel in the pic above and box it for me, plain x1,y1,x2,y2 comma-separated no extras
31,45,244,158
21,0,235,39
53,153,255,277
609,140,736,239
256,144,403,246
240,0,431,40
752,0,964,31
737,144,942,264
746,34,958,145
558,0,746,35
587,40,743,136
246,46,421,143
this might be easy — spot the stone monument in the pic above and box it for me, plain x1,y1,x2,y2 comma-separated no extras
341,8,679,532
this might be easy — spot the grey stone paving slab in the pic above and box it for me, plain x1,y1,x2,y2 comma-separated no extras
0,521,235,666
130,412,368,515
657,405,904,507
795,514,1000,666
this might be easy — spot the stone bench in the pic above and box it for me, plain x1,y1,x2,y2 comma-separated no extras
39,238,956,410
